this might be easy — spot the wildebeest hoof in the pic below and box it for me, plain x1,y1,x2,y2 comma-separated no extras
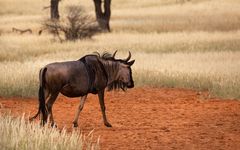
73,123,78,127
105,122,112,127
51,123,57,128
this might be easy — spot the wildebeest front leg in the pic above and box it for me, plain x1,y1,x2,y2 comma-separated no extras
98,90,112,127
73,95,87,127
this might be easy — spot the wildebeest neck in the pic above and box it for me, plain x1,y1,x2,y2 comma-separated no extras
80,57,96,92
100,59,119,85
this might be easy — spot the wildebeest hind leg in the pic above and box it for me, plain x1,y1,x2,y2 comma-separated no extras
46,92,59,127
73,95,87,127
98,90,112,127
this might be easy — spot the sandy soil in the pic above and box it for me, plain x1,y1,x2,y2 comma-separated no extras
0,87,240,150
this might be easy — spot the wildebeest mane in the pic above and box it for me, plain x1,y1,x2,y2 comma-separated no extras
93,51,115,60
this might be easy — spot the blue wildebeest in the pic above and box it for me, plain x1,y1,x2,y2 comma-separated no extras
30,51,135,127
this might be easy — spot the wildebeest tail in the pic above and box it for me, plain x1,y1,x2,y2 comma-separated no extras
29,67,47,125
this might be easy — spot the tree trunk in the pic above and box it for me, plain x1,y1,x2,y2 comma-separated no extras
51,0,60,19
93,0,111,32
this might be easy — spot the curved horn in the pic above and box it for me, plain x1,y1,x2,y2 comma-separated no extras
112,50,118,59
124,51,131,62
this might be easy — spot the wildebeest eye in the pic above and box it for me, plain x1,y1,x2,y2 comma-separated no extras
127,60,135,66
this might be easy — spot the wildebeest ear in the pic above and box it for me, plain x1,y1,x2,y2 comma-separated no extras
127,60,135,66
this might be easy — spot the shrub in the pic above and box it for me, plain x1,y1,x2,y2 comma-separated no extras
43,6,102,42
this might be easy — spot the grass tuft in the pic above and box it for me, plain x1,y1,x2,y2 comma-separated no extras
0,114,99,150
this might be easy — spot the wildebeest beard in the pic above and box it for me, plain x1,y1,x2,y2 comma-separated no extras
107,80,128,91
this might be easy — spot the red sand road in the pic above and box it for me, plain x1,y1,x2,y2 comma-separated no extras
1,87,240,149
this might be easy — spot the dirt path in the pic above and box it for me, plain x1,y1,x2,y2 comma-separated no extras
1,87,240,150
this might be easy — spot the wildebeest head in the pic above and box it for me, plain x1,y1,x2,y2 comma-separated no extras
97,51,135,91
114,51,135,88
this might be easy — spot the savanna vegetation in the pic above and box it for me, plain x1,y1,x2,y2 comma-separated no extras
1,0,240,149
0,114,99,150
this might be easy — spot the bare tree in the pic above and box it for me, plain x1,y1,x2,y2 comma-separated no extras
44,6,101,41
93,0,111,31
49,0,112,31
51,0,60,19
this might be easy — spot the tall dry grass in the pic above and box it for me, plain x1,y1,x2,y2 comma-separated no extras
112,0,240,32
0,114,99,150
134,51,240,98
1,31,240,61
0,50,239,99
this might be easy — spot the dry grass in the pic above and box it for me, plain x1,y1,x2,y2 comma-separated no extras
0,0,240,99
112,0,240,32
0,50,239,99
0,114,99,150
134,51,240,98
1,31,240,61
